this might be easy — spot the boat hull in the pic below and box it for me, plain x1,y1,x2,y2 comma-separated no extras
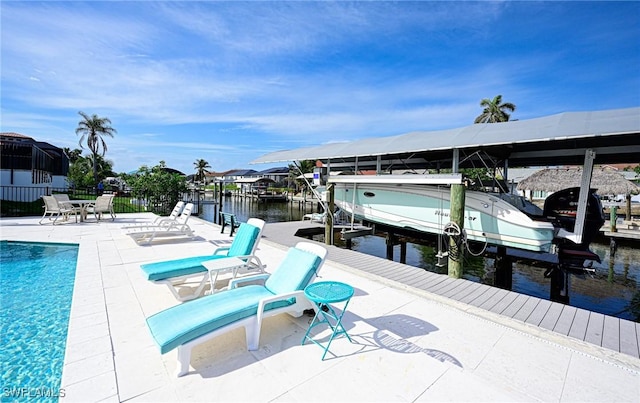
333,183,556,253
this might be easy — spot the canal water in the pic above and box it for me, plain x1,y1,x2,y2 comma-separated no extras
201,196,640,322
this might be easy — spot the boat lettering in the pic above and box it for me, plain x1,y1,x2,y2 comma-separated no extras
435,210,476,221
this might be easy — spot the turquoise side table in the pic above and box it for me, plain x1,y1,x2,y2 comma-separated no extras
302,281,354,359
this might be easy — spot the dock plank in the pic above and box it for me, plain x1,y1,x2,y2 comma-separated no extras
568,309,590,341
513,297,541,322
539,304,562,330
389,266,426,284
403,273,434,290
425,277,458,294
467,286,501,308
525,299,552,326
635,323,640,358
477,288,510,311
361,261,398,275
545,305,576,335
484,290,518,313
380,267,418,283
439,279,475,298
584,312,605,345
411,273,448,290
445,281,483,301
500,294,529,318
602,315,620,352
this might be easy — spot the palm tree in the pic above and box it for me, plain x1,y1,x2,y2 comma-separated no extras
194,159,211,184
474,95,516,123
75,111,117,185
62,147,83,163
288,160,316,193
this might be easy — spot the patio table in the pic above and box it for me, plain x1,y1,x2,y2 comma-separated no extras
302,281,354,360
64,199,96,222
202,257,251,293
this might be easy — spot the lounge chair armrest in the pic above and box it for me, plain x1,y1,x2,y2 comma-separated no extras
152,216,172,224
256,291,306,320
258,290,305,307
154,218,174,225
228,273,271,289
228,254,265,270
212,246,231,256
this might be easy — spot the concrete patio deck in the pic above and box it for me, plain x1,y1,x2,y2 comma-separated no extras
1,213,639,402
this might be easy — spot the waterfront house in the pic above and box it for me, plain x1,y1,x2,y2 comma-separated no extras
255,167,290,187
0,132,69,201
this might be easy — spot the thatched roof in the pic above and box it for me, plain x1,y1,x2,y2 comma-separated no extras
516,168,640,195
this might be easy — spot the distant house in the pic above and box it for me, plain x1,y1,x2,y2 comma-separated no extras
226,169,259,181
255,167,290,186
234,177,276,193
206,168,289,192
203,169,243,185
0,132,70,201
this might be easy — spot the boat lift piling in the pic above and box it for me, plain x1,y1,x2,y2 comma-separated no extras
383,233,408,263
493,246,513,289
448,183,465,278
325,183,334,246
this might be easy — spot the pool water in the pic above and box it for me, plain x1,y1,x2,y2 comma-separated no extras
1,241,78,402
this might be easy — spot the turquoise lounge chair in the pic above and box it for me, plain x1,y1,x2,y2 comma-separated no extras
146,241,327,377
140,218,266,301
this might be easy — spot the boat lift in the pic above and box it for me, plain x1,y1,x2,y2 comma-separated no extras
252,107,640,303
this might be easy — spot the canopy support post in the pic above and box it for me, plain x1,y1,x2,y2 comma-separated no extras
565,149,596,245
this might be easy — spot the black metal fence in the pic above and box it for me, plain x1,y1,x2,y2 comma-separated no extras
1,186,204,218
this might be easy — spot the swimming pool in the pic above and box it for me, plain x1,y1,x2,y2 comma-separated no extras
1,241,78,402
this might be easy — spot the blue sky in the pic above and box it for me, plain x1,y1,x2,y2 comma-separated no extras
2,1,639,175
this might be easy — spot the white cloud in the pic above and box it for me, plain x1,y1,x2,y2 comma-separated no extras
2,1,638,174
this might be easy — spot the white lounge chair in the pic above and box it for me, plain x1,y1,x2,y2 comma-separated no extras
146,241,327,377
127,203,195,244
140,218,266,301
121,201,184,229
39,195,78,225
85,194,115,221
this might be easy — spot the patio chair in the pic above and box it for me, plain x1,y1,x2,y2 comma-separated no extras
140,218,266,301
52,194,82,220
39,195,78,225
52,193,73,206
146,241,327,377
85,194,116,221
126,203,195,244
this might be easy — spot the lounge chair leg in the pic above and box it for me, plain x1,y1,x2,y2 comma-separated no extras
176,346,191,377
246,319,260,351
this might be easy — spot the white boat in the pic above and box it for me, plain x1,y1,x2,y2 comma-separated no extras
329,175,556,253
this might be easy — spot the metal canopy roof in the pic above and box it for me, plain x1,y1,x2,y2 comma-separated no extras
251,107,640,170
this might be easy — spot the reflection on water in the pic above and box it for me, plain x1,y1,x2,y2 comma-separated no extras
200,196,317,224
201,199,639,322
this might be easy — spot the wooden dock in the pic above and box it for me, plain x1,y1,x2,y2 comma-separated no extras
261,220,640,360
602,219,640,242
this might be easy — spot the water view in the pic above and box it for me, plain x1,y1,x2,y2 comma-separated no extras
201,196,640,322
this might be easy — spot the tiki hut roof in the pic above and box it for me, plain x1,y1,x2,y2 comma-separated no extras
516,168,640,195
